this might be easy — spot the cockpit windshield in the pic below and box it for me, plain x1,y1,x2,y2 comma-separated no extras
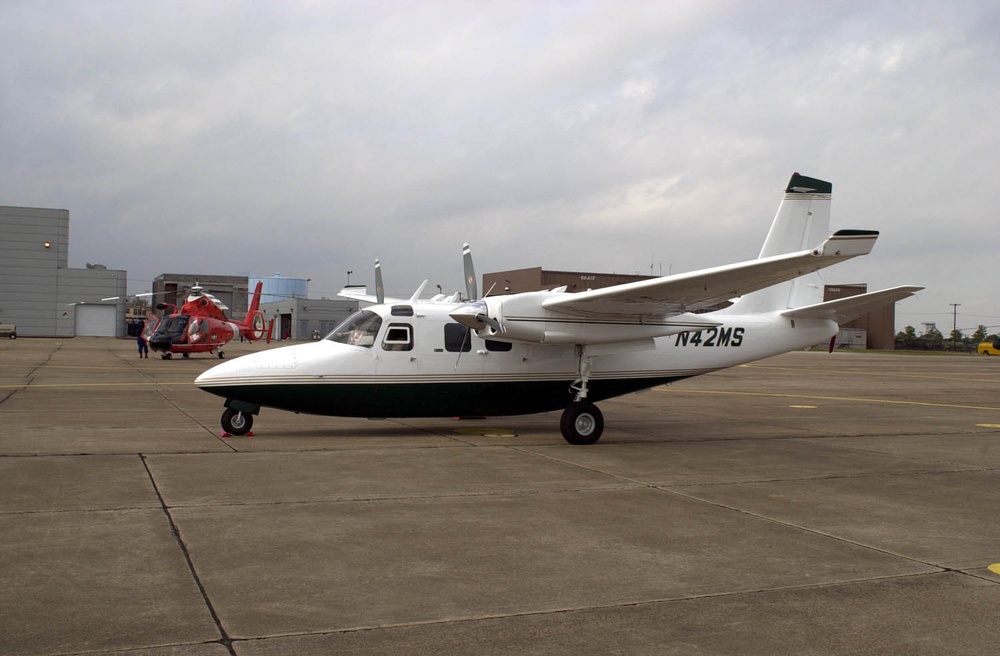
325,310,383,347
155,315,189,339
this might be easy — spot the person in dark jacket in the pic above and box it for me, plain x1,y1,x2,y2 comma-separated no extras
137,333,149,358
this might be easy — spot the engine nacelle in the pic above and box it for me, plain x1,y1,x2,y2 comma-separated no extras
450,292,719,346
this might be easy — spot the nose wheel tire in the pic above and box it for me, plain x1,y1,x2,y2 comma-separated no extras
560,402,604,445
221,408,253,436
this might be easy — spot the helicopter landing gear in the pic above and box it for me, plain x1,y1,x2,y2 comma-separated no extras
560,402,604,445
161,352,172,360
218,350,225,359
221,408,253,436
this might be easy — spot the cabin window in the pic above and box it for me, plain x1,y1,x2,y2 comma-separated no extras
326,310,382,348
382,323,413,351
391,305,414,316
444,323,472,352
485,339,512,352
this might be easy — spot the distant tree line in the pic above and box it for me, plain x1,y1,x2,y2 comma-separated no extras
895,324,993,352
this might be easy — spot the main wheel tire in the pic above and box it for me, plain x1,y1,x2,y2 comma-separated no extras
219,350,225,359
221,408,253,436
560,402,604,445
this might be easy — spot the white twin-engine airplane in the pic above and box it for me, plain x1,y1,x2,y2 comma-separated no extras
196,173,921,444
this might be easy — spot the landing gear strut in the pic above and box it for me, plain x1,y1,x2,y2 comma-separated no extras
562,346,604,444
560,402,604,445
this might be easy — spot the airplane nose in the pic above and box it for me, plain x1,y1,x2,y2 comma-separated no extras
195,343,304,388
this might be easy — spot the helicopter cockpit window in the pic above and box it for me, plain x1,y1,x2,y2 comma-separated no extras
156,315,189,338
326,310,382,348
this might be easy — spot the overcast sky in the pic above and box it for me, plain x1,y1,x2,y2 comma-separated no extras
3,0,998,333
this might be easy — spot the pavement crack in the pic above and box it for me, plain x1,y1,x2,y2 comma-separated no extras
140,453,237,656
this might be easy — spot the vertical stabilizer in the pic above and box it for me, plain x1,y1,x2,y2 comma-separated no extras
728,173,832,313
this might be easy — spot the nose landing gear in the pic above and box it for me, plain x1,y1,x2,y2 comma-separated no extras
221,408,253,436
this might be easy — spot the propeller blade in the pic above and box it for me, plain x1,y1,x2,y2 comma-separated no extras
463,243,478,301
375,259,385,305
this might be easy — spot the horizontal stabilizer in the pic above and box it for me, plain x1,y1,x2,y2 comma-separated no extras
782,286,923,324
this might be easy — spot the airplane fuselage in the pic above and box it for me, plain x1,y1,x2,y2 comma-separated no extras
195,301,837,419
194,172,919,443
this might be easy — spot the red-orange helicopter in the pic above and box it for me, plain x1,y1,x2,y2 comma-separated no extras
142,281,271,359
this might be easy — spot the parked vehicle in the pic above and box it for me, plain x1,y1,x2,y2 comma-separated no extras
978,340,1000,355
0,323,16,339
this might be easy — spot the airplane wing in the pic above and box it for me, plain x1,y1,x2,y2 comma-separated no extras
782,286,923,324
541,230,880,318
338,287,379,303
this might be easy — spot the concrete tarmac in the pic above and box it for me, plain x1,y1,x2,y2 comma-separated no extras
2,337,1000,655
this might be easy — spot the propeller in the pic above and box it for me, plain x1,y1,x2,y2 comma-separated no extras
463,243,477,301
375,259,385,305
450,243,502,332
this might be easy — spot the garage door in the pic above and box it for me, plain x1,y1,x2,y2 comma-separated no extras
75,304,118,337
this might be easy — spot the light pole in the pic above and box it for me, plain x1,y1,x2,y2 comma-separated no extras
347,270,353,286
951,303,961,350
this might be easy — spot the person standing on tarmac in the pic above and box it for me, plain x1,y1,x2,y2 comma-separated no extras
137,333,149,358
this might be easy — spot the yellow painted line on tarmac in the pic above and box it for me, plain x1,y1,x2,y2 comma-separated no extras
0,381,194,389
740,363,999,385
976,424,1000,429
657,388,1000,412
788,405,818,409
989,564,1000,576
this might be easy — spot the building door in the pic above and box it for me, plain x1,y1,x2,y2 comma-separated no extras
74,304,117,336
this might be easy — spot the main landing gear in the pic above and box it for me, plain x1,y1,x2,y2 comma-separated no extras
560,347,604,444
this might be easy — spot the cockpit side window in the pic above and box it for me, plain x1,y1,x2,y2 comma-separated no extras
326,310,383,348
382,323,413,351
